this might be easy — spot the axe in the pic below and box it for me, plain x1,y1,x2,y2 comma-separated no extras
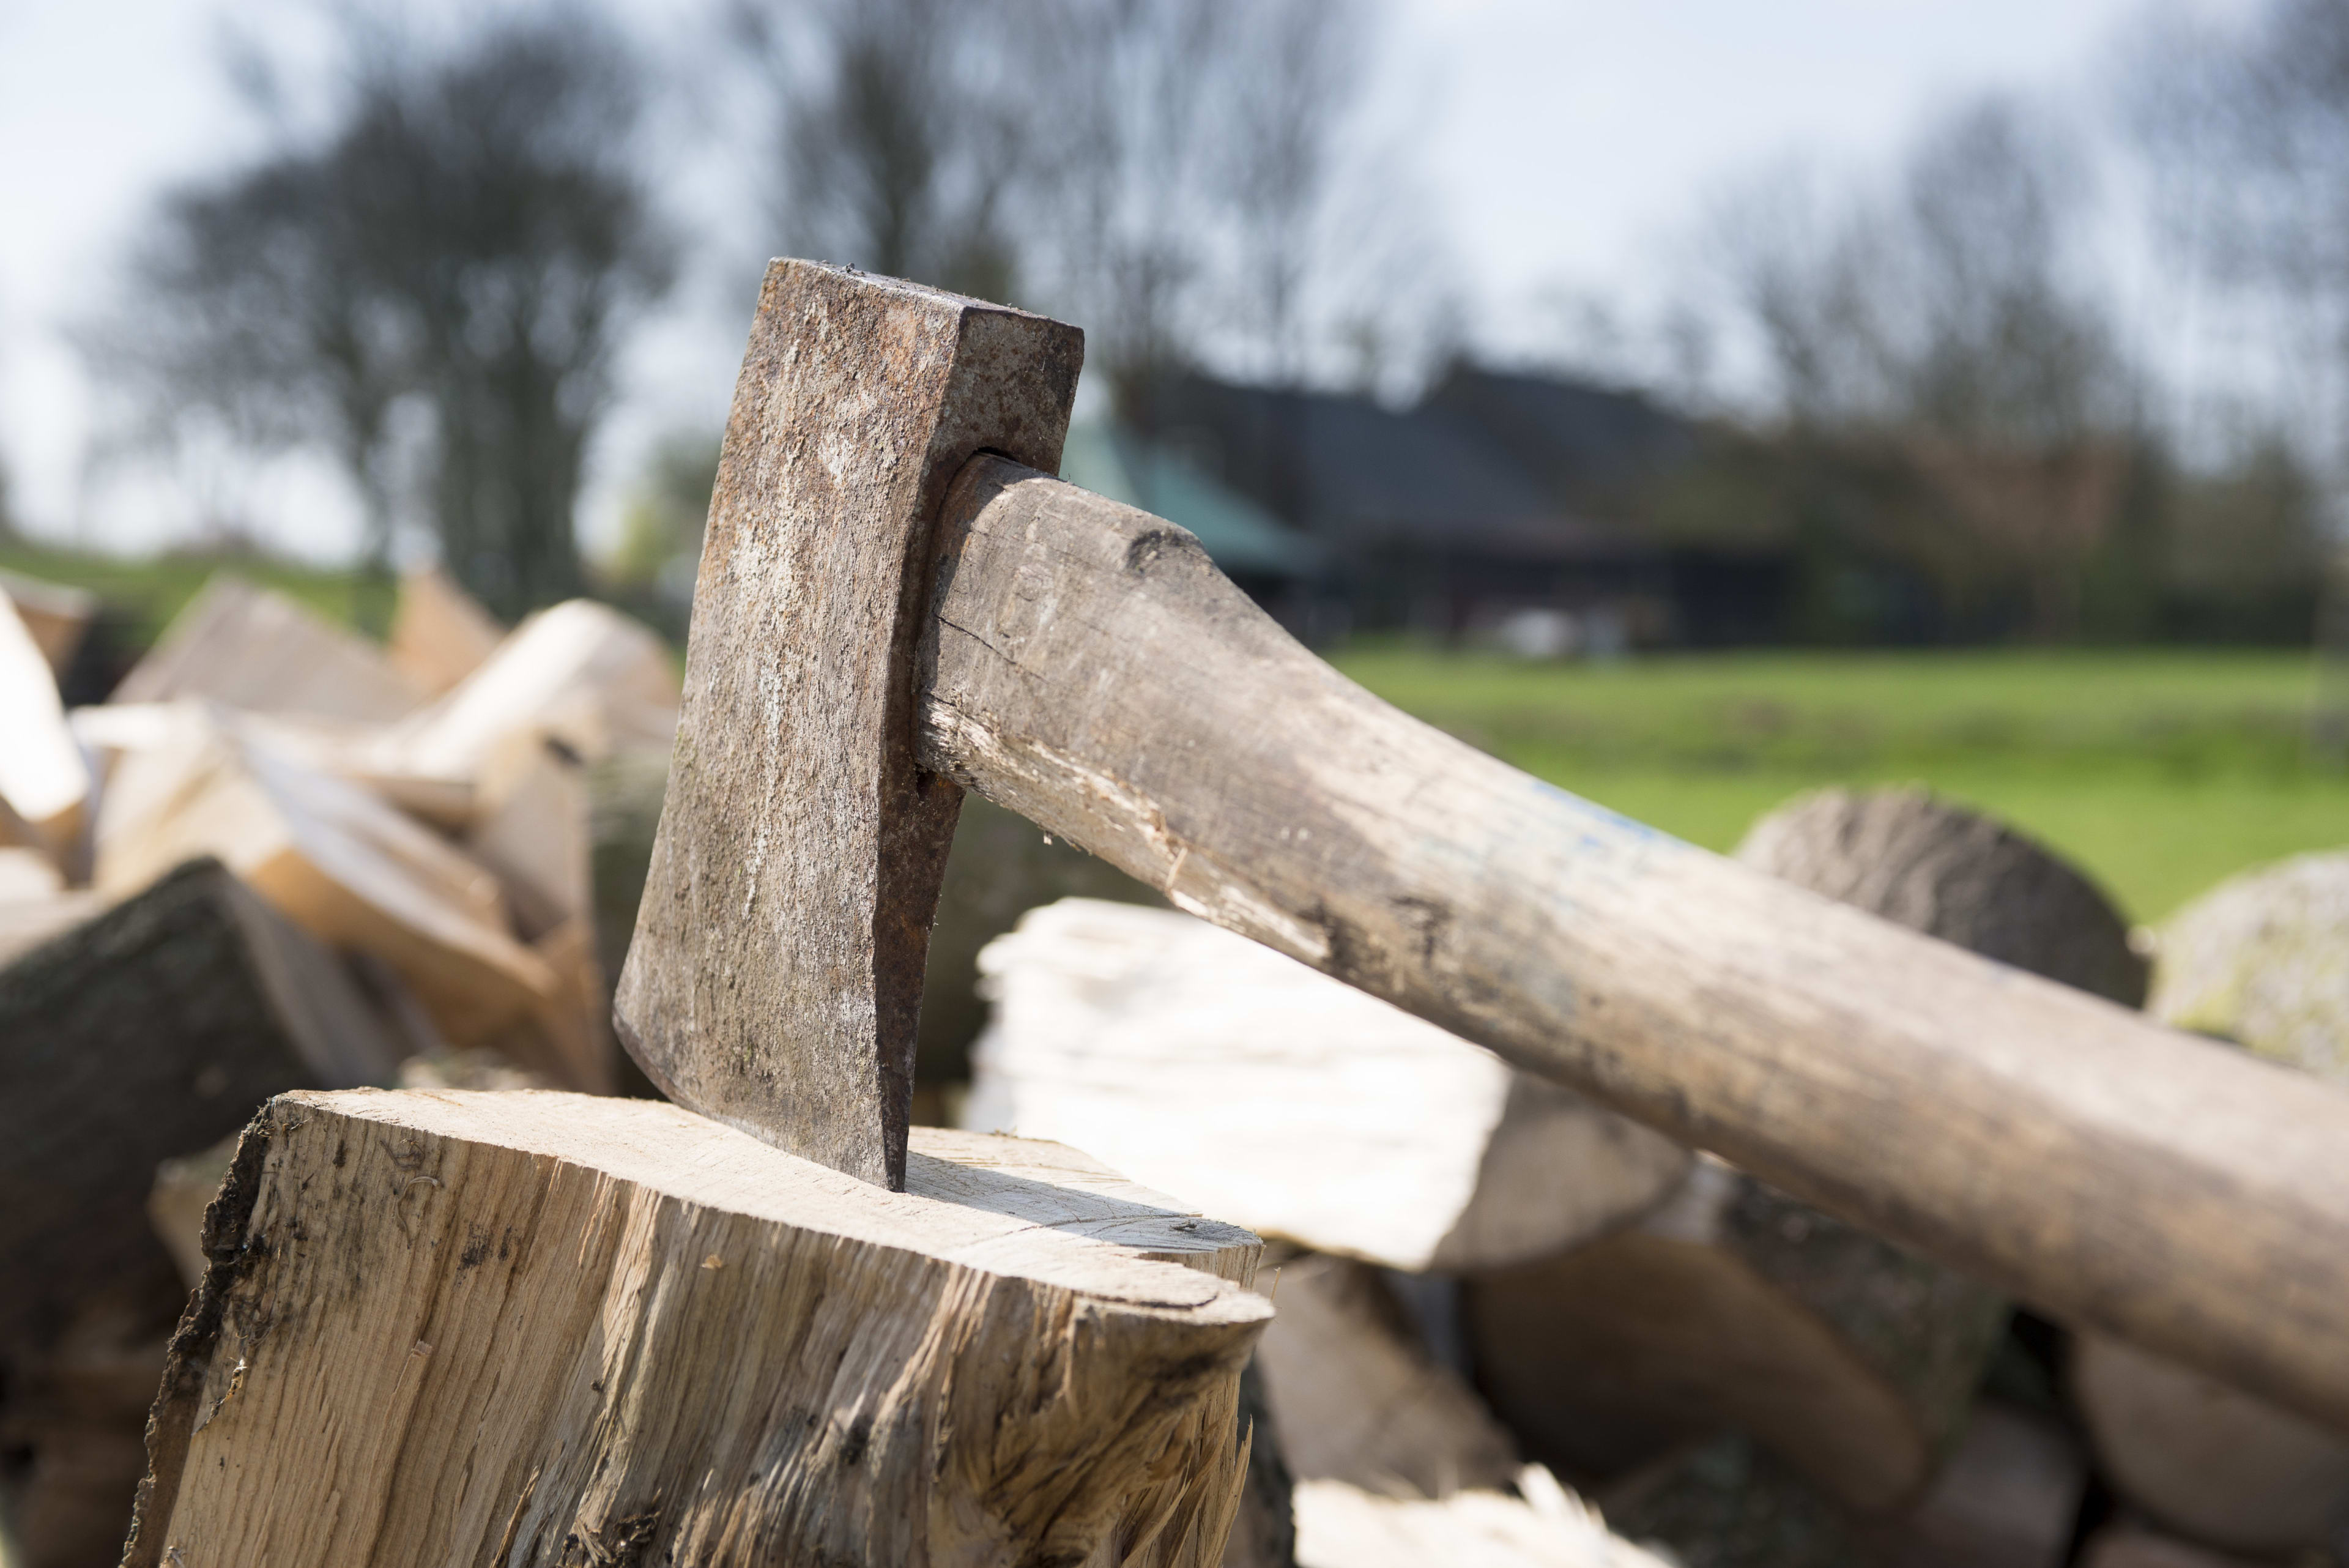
619,261,2349,1433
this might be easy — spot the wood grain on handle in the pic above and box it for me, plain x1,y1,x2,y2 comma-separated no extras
915,455,2349,1434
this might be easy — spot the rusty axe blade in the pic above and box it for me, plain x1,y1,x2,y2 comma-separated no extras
615,259,1081,1189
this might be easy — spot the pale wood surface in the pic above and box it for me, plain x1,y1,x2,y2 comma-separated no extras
916,457,2349,1430
0,849,62,902
125,1091,1269,1568
967,899,1689,1272
2071,1332,2349,1555
111,573,421,722
93,707,565,1063
369,598,678,786
1291,1468,1670,1568
466,738,592,940
387,564,504,698
0,590,87,857
1254,1250,1520,1498
618,259,1082,1188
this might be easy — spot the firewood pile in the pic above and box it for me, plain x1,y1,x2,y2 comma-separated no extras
967,790,2349,1568
0,565,679,1568
3,554,2348,1567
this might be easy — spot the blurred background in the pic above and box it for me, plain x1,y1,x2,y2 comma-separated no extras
6,0,2341,926
9,6,2349,1567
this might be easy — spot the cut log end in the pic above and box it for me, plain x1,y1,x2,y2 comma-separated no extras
125,1089,1269,1568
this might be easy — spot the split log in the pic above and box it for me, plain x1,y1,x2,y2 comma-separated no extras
1254,1251,1521,1498
2070,1332,2349,1556
124,1092,1271,1568
467,737,591,940
0,587,90,867
386,563,503,698
368,598,678,788
92,707,565,1064
0,859,397,1567
0,567,97,677
967,899,1690,1272
2151,847,2349,1082
0,845,64,900
464,737,614,1090
111,573,421,722
1466,1157,2008,1511
1291,1467,1671,1568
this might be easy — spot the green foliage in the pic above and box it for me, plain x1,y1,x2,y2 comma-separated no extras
1335,645,2342,921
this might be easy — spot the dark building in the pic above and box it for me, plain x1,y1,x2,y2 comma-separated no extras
1134,365,1795,648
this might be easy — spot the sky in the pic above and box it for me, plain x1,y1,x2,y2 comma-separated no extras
0,0,2186,563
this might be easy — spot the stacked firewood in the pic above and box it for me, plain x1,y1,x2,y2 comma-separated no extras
0,567,679,1567
968,790,2349,1568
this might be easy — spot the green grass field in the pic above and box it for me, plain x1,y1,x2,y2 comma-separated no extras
6,537,2334,921
0,540,377,648
1333,647,2347,923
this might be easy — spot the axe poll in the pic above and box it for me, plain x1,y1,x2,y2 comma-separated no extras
618,260,2349,1433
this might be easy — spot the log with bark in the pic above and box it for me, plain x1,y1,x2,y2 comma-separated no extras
1468,1157,2008,1512
1735,787,2147,1007
2069,1332,2349,1557
967,898,1690,1273
0,857,398,1567
124,1091,1272,1568
2151,847,2349,1082
1468,790,2142,1517
2061,849,2349,1557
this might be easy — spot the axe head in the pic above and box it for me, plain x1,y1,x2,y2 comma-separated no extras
615,261,1082,1189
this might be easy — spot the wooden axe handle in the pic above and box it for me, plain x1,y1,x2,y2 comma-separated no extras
917,456,2349,1433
